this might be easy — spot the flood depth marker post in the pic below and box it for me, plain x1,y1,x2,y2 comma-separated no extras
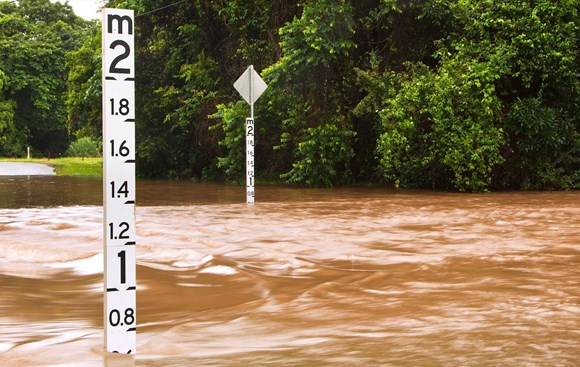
102,8,137,354
234,65,268,204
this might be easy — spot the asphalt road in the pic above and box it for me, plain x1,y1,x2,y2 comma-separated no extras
0,162,55,176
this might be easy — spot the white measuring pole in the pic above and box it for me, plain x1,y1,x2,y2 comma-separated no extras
246,66,255,204
246,115,255,204
102,8,137,354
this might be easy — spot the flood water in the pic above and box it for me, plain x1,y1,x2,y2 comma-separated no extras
1,176,579,366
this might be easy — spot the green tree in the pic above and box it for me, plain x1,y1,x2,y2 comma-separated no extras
123,0,298,179
65,24,101,139
0,68,21,156
67,136,101,158
263,0,357,187
374,58,505,192
0,0,89,157
65,0,577,190
442,0,579,190
357,0,578,191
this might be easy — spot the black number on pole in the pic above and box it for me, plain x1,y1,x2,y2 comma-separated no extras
110,140,130,157
124,308,135,325
118,222,129,239
109,222,130,240
118,250,126,284
109,308,135,327
110,181,129,198
109,40,131,74
110,98,130,116
109,309,121,326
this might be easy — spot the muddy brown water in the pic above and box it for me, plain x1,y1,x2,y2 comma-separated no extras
0,176,578,366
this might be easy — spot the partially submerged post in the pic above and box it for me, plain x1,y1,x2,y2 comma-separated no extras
102,7,137,354
234,66,268,204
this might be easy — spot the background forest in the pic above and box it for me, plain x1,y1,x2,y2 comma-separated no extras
1,0,578,191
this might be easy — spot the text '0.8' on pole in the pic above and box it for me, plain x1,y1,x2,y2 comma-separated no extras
234,66,268,204
102,8,137,355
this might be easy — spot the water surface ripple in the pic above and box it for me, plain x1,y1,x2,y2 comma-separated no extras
0,179,578,366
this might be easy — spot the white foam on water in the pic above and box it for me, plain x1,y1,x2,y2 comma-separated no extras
199,265,237,275
48,253,103,275
0,342,14,353
171,255,214,269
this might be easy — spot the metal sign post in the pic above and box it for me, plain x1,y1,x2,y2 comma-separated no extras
102,8,137,354
234,65,267,204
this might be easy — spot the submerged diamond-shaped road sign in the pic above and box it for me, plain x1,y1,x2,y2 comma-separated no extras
234,66,268,105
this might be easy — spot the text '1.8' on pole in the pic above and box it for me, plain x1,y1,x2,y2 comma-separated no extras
102,8,137,354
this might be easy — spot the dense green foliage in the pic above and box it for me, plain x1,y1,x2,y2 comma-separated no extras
66,136,101,158
2,0,578,190
0,0,89,157
355,0,578,191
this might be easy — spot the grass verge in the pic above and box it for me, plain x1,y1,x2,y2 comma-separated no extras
0,157,103,176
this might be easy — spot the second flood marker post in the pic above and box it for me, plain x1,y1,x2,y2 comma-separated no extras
234,66,268,204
